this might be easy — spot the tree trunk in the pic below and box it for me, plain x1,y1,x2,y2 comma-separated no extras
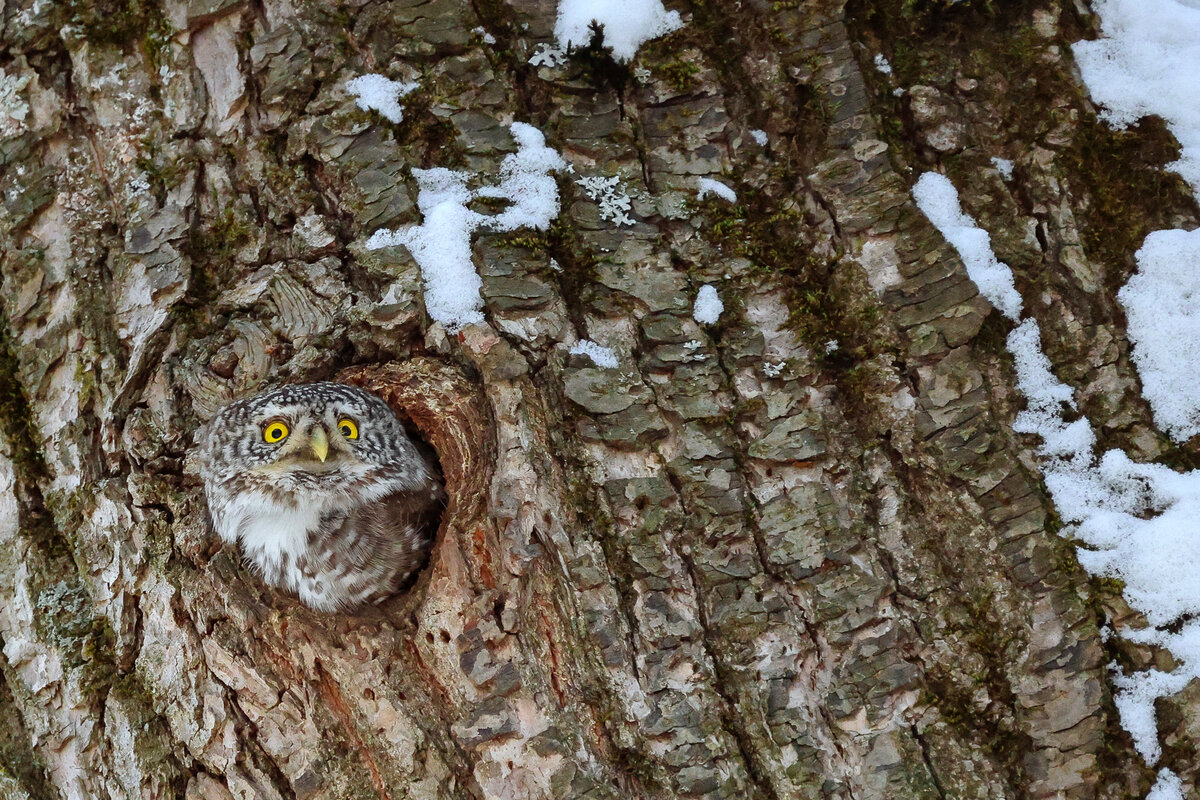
0,0,1191,798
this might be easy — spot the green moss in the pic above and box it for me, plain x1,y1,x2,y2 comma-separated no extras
898,0,1000,21
659,59,701,93
846,0,1051,176
60,0,171,55
544,215,602,320
658,0,748,94
0,326,118,698
850,0,1037,48
42,483,102,571
698,188,884,375
0,310,47,481
465,0,518,54
485,231,550,253
109,672,187,792
389,96,461,168
0,670,55,800
1067,118,1195,294
920,592,1034,782
184,203,253,274
135,145,197,208
26,576,116,695
73,354,99,410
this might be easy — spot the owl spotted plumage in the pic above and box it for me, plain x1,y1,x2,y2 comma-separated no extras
196,382,443,611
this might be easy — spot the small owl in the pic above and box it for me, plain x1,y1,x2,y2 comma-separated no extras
196,382,443,611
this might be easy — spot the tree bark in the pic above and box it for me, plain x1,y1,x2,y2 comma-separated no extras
0,0,1192,798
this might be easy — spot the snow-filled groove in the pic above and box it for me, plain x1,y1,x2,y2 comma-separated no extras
915,171,1196,800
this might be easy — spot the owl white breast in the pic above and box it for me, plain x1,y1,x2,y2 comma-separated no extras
196,382,443,611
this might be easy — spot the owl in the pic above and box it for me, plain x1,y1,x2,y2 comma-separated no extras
196,382,444,611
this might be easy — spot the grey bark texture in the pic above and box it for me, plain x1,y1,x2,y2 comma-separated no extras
0,0,1194,798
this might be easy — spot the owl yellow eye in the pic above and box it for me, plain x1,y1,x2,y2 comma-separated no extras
262,421,289,443
337,419,359,439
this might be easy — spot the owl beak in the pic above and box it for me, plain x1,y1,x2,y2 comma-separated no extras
310,427,329,463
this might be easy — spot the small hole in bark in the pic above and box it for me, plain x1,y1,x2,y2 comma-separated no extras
425,631,435,644
397,691,406,700
373,405,446,600
339,359,493,609
634,495,649,511
439,629,451,643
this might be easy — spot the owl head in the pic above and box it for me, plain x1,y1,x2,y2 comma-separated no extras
197,382,435,495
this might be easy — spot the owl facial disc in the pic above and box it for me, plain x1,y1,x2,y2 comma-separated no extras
196,380,445,611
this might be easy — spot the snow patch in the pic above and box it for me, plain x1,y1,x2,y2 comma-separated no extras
1117,228,1200,442
696,177,737,203
570,339,619,368
912,172,1023,320
693,284,723,324
554,0,683,61
345,74,419,124
873,53,893,75
749,129,768,146
1071,0,1200,451
1072,0,1200,195
1147,769,1183,800
991,157,1014,180
366,123,566,330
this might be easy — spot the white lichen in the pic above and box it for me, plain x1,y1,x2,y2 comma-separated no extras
576,175,635,226
0,68,31,138
294,214,335,249
529,43,568,67
683,340,707,362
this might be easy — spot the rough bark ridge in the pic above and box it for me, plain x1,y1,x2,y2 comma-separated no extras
1,0,1196,797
